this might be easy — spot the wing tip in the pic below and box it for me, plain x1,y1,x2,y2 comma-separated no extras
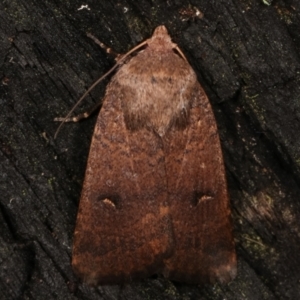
162,252,237,285
213,258,237,284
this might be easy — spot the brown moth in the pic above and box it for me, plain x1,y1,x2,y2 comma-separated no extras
71,26,237,285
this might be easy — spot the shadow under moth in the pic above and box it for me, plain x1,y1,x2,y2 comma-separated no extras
69,26,237,285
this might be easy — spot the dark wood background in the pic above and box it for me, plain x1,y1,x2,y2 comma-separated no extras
1,0,300,299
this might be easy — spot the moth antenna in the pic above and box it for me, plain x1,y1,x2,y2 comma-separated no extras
174,46,187,61
54,39,149,139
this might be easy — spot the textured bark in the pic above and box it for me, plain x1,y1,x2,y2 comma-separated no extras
1,0,300,299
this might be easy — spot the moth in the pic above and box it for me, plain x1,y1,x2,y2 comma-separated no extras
70,26,237,285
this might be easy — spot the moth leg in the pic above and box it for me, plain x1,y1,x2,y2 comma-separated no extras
54,101,101,122
86,33,121,61
55,32,126,123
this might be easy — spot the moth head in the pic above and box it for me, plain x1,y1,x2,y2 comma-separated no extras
153,25,169,37
148,25,176,51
